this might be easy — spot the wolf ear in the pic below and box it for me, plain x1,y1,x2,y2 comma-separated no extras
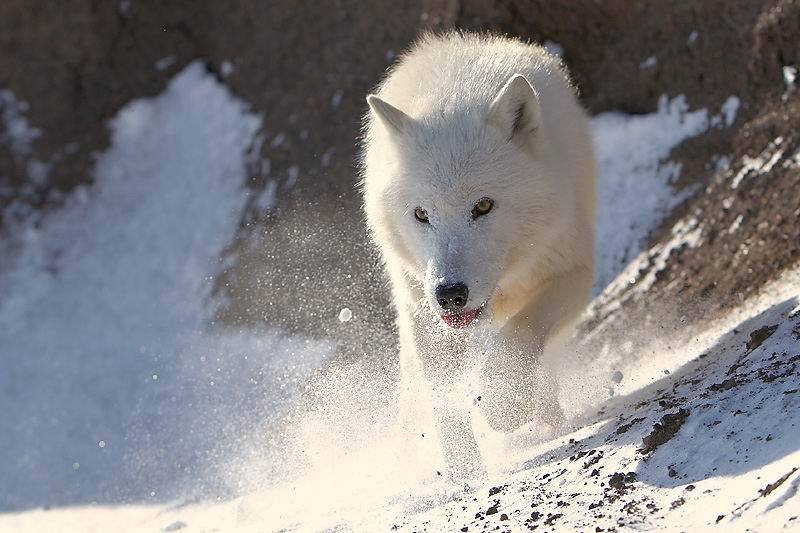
367,94,412,135
487,74,541,142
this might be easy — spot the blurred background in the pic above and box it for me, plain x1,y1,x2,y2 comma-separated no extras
1,0,798,526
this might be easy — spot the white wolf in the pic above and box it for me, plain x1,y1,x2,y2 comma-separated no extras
361,33,596,480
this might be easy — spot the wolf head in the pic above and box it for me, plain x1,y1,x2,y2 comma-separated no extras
364,75,568,329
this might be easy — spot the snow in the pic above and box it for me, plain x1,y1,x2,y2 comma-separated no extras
5,264,797,532
2,66,798,532
285,164,299,188
320,148,334,168
0,90,52,206
0,90,40,156
220,61,236,78
154,56,176,72
784,66,797,88
331,90,344,110
543,41,564,58
731,136,785,189
0,91,53,234
592,95,708,291
117,0,131,16
592,94,742,292
640,56,658,69
720,96,741,127
0,61,332,513
269,132,285,148
338,307,353,323
252,179,277,216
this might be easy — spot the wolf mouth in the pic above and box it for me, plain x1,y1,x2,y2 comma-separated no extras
441,307,481,328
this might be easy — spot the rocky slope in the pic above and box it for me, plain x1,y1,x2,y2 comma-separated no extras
1,1,799,531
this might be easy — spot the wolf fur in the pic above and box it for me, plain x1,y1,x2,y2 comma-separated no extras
361,32,597,480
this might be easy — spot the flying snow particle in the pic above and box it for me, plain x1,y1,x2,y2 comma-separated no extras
254,180,277,215
783,66,797,88
270,133,286,148
338,307,353,323
640,56,657,69
285,165,300,188
98,440,106,448
220,61,235,78
320,148,334,168
155,56,176,72
720,96,740,127
331,90,344,109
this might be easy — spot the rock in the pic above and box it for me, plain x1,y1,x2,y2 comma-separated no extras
746,324,779,352
609,472,637,491
639,409,690,455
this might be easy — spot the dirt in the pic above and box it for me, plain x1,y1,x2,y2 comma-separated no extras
488,485,506,496
608,472,637,492
542,512,563,526
639,408,690,455
709,377,743,393
759,467,799,498
2,1,799,359
616,417,645,435
747,324,780,352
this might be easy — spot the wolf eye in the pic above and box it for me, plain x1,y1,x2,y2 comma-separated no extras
414,207,429,223
472,197,494,219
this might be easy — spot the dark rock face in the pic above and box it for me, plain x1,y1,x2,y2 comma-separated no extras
456,0,773,114
0,1,429,228
2,1,798,357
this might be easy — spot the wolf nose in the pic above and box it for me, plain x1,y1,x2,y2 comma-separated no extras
435,282,469,311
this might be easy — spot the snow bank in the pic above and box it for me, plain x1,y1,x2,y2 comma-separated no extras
0,62,331,511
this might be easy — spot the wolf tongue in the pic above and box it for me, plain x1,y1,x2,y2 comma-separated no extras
441,309,478,328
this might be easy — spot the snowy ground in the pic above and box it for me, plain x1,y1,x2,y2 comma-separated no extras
1,64,798,531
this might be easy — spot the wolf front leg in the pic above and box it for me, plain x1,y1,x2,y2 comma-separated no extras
480,346,564,432
411,316,486,482
390,270,485,482
395,321,485,481
480,268,592,432
428,391,485,483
